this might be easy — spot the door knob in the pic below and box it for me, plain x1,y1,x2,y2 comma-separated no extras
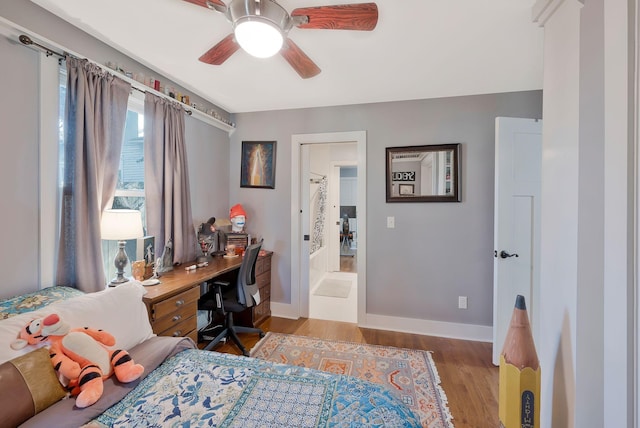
500,250,519,259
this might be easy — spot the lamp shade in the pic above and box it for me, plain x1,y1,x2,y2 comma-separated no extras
234,18,283,58
101,209,144,241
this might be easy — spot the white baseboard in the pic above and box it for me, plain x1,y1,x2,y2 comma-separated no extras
270,303,493,343
270,302,299,319
361,313,492,343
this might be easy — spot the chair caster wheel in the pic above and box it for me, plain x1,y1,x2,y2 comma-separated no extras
259,332,265,338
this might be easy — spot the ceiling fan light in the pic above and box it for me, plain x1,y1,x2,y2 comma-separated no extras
235,19,284,59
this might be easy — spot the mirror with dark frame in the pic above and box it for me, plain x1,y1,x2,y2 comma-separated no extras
386,143,461,202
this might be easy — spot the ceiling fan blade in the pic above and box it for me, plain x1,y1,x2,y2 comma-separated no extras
183,0,227,13
280,38,321,79
291,3,378,31
198,34,240,65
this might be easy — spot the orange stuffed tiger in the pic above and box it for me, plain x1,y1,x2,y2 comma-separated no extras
11,313,144,408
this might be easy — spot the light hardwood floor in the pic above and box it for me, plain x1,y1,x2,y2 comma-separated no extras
340,254,356,272
208,317,499,427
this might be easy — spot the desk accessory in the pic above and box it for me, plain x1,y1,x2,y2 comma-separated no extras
101,209,144,286
132,260,146,281
156,239,174,274
197,217,221,263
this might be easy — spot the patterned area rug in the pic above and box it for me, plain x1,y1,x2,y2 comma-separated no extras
250,332,454,428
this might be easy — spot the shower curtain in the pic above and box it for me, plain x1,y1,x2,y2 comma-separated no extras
310,176,327,254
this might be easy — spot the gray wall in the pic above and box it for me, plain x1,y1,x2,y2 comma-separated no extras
231,91,542,327
186,117,231,227
0,31,40,298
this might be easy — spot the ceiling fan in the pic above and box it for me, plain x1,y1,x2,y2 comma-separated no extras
183,0,378,79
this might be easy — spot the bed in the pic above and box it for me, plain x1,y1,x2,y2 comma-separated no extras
0,282,420,427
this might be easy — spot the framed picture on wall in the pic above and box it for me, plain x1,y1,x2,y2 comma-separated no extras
399,184,414,195
386,143,461,202
240,141,277,189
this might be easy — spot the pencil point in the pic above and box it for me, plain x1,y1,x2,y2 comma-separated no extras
500,293,540,427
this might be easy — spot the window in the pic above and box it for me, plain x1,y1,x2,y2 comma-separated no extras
113,93,146,228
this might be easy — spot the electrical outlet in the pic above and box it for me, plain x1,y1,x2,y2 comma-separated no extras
387,216,395,228
458,296,468,309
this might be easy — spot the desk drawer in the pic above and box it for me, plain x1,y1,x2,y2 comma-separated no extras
259,282,270,300
256,256,271,275
253,299,270,326
152,287,200,321
256,258,264,275
158,315,197,338
256,271,270,289
152,301,197,333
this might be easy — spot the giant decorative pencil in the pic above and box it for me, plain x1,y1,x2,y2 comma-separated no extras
499,294,540,428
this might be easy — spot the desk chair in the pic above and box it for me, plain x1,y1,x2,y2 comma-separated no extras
198,240,264,356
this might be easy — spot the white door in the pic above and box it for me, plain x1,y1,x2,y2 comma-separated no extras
492,117,542,365
328,164,341,272
300,144,312,319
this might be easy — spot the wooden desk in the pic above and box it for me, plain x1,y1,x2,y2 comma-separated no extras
235,252,272,327
142,252,272,344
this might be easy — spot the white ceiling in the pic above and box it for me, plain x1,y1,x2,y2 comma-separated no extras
31,0,543,114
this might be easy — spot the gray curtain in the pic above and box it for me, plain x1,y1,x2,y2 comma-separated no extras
56,56,131,292
144,93,198,265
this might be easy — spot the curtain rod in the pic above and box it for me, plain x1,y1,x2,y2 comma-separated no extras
18,34,192,116
19,34,65,59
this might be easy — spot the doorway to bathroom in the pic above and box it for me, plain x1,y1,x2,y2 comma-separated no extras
291,131,366,325
307,153,358,323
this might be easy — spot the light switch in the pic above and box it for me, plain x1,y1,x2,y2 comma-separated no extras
458,296,468,309
387,216,395,228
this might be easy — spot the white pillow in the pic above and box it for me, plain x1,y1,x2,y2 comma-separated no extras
0,282,155,364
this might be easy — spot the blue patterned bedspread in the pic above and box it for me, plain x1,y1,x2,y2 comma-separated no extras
0,286,83,319
91,349,421,427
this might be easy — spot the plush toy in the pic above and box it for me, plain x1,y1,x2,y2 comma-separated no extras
11,313,144,408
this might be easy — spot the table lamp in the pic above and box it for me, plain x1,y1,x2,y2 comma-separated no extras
101,209,144,286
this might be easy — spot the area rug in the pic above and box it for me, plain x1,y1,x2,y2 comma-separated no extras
250,332,454,428
312,278,352,298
